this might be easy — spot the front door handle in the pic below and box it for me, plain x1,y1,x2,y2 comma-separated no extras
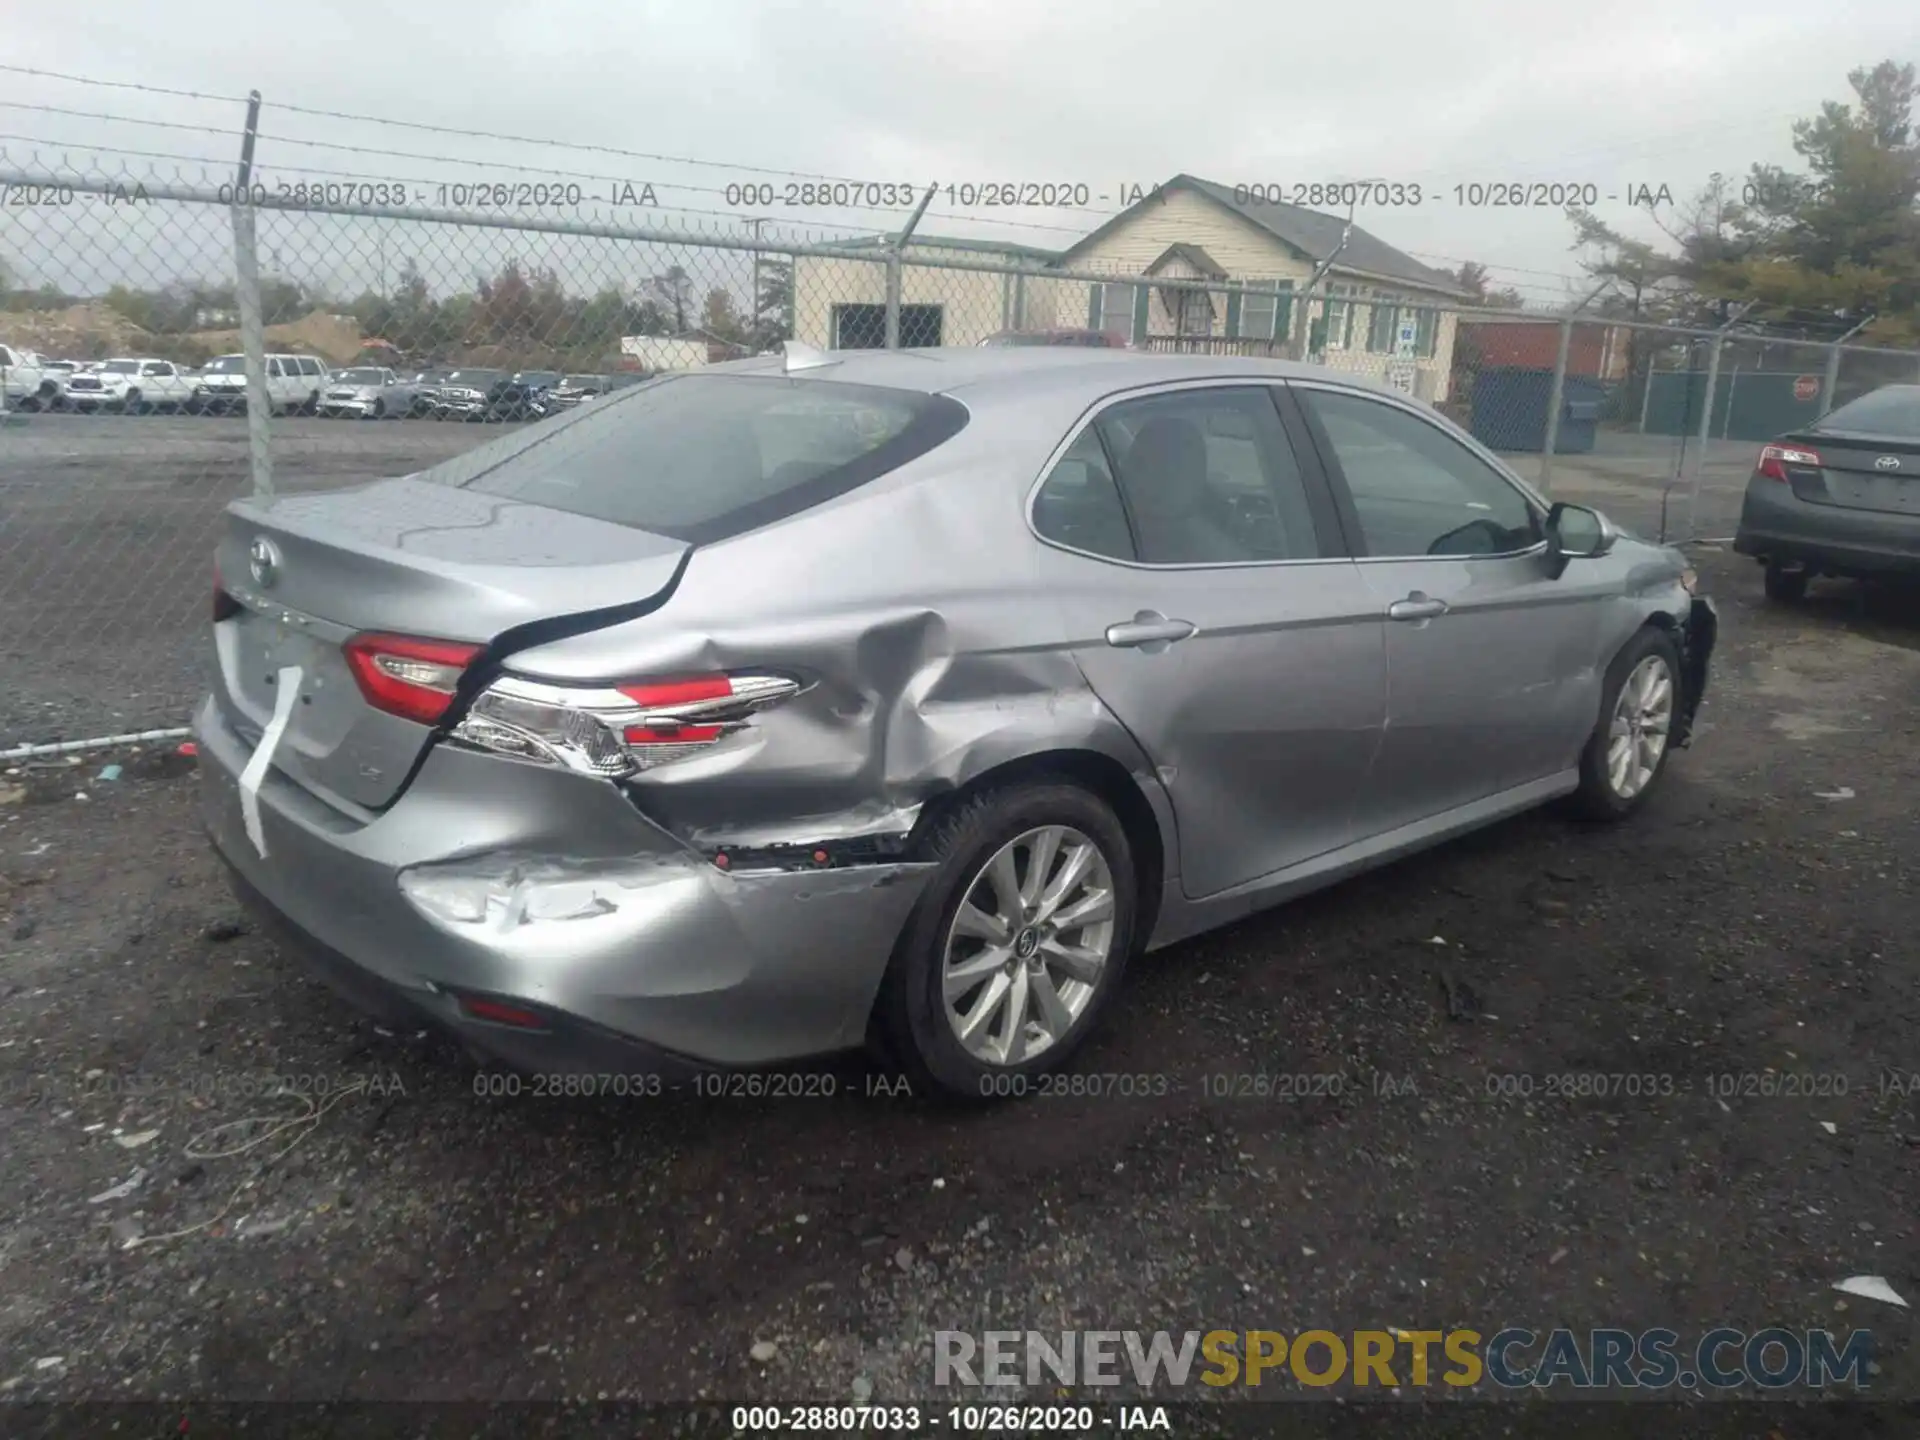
1105,613,1197,650
1387,592,1449,622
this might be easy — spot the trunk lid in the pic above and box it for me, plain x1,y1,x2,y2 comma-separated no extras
1784,429,1920,516
213,475,688,810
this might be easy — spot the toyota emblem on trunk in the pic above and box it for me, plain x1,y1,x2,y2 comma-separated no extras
248,537,282,588
1874,456,1902,471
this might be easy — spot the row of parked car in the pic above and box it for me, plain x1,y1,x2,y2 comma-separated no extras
0,342,644,422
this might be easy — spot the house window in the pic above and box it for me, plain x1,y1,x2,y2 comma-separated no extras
832,303,943,348
1415,307,1439,358
1322,285,1354,350
1367,297,1401,354
1099,283,1135,342
1241,288,1278,340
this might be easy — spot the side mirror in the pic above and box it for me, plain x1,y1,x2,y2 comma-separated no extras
1543,502,1615,579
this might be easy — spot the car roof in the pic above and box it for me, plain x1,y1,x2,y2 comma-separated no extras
707,345,1411,407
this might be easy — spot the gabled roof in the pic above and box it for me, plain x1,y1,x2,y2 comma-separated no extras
1060,174,1468,297
1146,242,1227,280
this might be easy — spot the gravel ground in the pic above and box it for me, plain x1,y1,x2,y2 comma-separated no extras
2,544,1918,1423
1,411,1755,748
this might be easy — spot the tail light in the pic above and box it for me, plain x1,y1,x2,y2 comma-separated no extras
343,632,485,725
450,671,803,777
1757,443,1821,482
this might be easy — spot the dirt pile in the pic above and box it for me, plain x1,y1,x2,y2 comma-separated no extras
0,302,151,358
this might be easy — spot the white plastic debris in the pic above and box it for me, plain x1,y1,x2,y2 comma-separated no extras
1813,787,1855,800
749,1340,779,1363
1820,1121,1838,1135
113,1129,160,1149
33,1357,64,1371
87,1168,147,1204
1833,1276,1907,1308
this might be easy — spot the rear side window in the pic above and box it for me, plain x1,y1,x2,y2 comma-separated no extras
1034,428,1135,560
423,374,968,544
1816,387,1920,438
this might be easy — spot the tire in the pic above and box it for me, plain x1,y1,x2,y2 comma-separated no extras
372,399,387,420
871,781,1137,1101
124,388,146,416
1763,560,1810,603
1569,626,1684,821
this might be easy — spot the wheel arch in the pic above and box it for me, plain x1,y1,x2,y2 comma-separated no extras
906,747,1170,955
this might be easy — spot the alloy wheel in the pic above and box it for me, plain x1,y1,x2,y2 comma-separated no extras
1606,654,1674,799
940,825,1117,1066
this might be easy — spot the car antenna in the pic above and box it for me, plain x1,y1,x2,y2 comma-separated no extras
782,341,840,374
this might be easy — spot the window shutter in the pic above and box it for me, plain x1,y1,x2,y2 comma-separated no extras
1087,284,1101,329
1225,288,1242,338
1132,284,1151,342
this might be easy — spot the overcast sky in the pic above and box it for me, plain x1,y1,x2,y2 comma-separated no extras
2,0,1913,306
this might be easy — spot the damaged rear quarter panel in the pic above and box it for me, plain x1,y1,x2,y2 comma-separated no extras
496,433,1174,856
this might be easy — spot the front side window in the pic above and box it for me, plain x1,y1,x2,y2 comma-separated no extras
103,360,141,374
1299,388,1539,558
1091,387,1322,565
204,356,245,374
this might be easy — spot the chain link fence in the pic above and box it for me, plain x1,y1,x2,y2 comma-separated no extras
5,150,1919,750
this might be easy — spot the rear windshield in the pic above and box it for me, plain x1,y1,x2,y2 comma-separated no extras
420,373,968,544
1815,386,1920,438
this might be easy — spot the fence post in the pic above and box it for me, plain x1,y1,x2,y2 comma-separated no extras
884,183,937,351
230,89,273,499
1638,355,1656,434
1685,333,1726,542
1539,316,1574,493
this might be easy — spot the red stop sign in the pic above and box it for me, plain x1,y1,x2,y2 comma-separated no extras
1793,374,1819,402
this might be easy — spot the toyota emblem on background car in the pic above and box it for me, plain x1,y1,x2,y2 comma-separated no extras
1874,455,1901,470
248,536,281,588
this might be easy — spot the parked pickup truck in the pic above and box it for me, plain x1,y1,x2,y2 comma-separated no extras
0,343,60,411
60,357,200,413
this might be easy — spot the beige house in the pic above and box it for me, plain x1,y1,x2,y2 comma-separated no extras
1051,174,1470,401
789,174,1468,399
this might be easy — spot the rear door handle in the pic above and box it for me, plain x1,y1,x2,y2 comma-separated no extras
1387,592,1449,622
1105,614,1197,650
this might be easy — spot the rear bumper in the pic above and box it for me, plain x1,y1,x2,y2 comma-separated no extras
1734,477,1920,576
192,695,935,1071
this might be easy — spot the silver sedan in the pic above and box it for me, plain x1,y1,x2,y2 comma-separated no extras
315,366,425,419
196,346,1716,1099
